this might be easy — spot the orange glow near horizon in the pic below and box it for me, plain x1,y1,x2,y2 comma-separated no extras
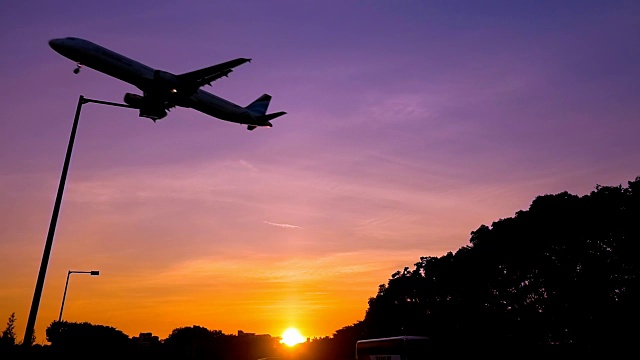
5,248,429,343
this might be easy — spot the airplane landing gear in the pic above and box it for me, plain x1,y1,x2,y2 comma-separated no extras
73,64,82,74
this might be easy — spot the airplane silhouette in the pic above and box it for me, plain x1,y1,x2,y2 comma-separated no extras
49,37,286,130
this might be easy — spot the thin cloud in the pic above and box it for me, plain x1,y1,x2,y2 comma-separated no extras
263,221,302,229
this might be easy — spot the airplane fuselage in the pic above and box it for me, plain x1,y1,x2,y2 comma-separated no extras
51,38,154,89
49,37,278,127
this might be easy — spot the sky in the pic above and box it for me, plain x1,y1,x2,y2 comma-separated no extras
1,0,639,344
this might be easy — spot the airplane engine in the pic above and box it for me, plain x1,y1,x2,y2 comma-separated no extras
123,93,167,121
123,93,144,108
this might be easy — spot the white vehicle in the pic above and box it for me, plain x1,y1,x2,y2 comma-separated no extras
49,37,286,130
355,336,430,360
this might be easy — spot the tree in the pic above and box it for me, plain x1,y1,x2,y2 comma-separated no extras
362,176,640,355
46,320,131,356
163,325,229,359
0,313,17,347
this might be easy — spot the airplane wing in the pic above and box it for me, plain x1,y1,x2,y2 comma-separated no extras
176,58,251,88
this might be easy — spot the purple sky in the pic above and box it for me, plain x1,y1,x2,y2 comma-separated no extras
1,0,639,343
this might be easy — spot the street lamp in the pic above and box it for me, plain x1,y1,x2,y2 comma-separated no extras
58,270,100,322
23,95,134,345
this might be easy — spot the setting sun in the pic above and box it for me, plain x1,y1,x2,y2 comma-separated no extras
281,328,306,346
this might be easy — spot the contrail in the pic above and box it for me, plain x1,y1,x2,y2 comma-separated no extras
263,221,302,229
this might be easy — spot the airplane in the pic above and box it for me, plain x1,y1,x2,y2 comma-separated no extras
48,37,286,130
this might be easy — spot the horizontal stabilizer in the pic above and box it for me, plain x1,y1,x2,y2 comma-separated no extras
256,111,287,122
246,112,287,131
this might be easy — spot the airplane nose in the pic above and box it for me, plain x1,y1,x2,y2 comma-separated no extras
49,38,63,51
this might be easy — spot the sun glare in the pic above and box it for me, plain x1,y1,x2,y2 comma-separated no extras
281,327,306,347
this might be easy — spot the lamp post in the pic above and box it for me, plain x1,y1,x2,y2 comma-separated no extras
58,270,100,322
23,95,134,345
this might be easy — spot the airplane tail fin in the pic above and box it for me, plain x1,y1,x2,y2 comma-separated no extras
245,93,273,116
245,94,287,131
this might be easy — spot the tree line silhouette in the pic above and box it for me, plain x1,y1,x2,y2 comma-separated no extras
2,176,638,359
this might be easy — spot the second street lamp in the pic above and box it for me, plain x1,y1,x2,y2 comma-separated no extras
23,96,133,345
58,270,100,322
